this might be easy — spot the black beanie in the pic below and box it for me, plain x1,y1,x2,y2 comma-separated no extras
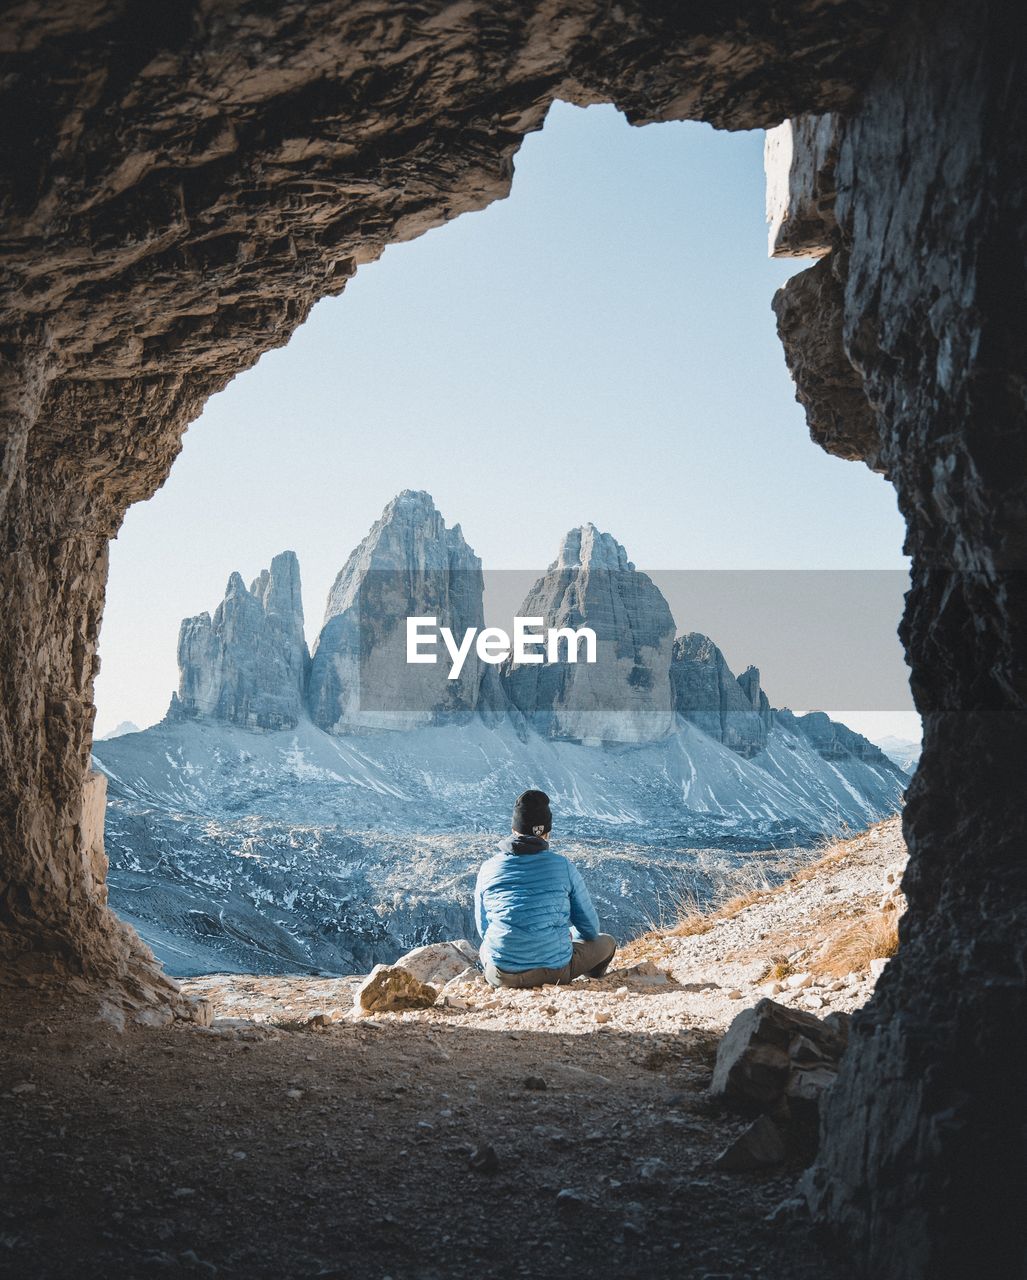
512,789,552,836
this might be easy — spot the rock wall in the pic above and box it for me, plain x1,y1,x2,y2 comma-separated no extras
768,4,1026,1274
0,0,1022,1273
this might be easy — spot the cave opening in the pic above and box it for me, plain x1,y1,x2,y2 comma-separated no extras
1,3,1022,1277
88,101,913,983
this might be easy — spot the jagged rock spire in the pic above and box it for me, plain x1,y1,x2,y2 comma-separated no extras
308,491,495,732
169,550,309,731
503,524,675,744
671,634,768,758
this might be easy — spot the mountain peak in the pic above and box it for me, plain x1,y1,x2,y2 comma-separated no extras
553,524,634,573
321,492,477,630
385,489,440,517
309,492,488,733
172,552,309,731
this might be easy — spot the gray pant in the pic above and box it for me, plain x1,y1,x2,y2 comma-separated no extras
483,934,617,989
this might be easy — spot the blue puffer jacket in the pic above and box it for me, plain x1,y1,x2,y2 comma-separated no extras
474,835,600,972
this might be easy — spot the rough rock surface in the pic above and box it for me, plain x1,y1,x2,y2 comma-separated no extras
308,490,492,731
0,2,1023,1275
671,633,769,758
769,6,1027,1274
774,708,898,769
355,963,438,1014
773,252,882,469
170,550,309,730
709,998,849,1117
764,114,841,258
392,939,480,987
504,525,676,743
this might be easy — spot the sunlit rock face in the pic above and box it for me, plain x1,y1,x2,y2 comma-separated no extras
172,551,309,730
504,525,675,743
307,490,492,731
671,633,769,758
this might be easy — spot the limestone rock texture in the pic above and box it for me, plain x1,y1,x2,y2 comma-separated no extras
391,939,480,987
504,524,676,743
0,1,1022,1274
768,5,1027,1276
710,997,850,1118
671,633,769,757
171,550,309,730
307,490,491,731
355,963,438,1014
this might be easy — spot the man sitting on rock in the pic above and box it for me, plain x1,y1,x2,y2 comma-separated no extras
475,789,617,989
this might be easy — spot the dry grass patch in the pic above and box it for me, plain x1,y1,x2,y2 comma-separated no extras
619,817,904,969
633,832,856,949
759,955,796,983
812,911,900,979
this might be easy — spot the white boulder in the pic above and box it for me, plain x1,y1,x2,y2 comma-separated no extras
393,940,479,987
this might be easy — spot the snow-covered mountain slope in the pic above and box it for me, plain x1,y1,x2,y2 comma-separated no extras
96,490,909,978
93,714,906,977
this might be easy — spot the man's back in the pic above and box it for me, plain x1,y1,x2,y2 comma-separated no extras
474,834,599,973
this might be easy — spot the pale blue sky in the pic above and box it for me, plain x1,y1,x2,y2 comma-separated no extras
95,102,918,742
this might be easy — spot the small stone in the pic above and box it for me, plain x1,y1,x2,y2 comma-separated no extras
97,1002,126,1034
469,1144,499,1173
608,960,672,986
285,1088,304,1100
713,1115,787,1171
11,1082,36,1095
556,1188,588,1209
523,1076,547,1091
595,1011,612,1025
727,989,743,1000
637,1157,668,1182
709,998,847,1110
622,1218,645,1242
783,971,813,991
134,1007,175,1028
869,957,889,980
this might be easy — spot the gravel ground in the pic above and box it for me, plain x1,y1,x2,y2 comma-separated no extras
184,817,907,1038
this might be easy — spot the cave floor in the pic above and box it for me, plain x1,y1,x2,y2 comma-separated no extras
0,992,852,1280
